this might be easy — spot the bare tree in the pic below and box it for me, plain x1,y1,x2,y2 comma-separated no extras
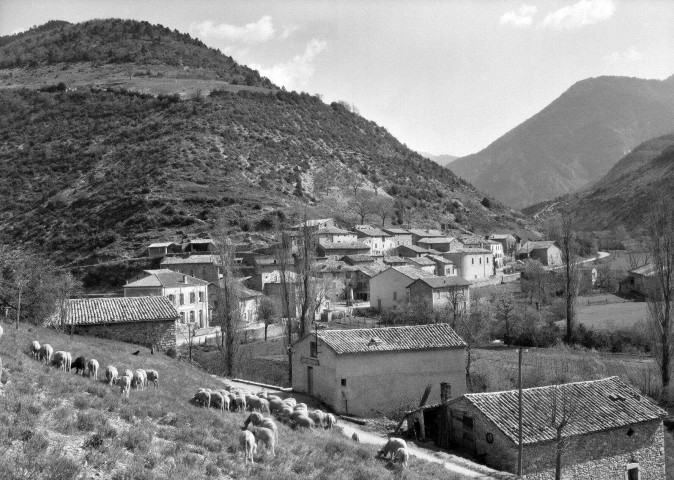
295,213,318,338
274,226,296,383
258,296,278,342
371,196,395,227
348,189,375,224
645,199,674,398
443,286,468,329
492,287,516,345
548,213,580,343
548,384,580,480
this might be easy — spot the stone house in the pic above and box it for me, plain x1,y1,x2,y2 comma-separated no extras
290,323,467,417
619,264,658,298
341,254,376,266
382,256,408,267
58,296,179,350
123,269,210,328
185,238,216,253
445,377,666,479
246,255,296,274
316,241,371,259
160,254,222,283
516,241,563,266
457,234,489,249
244,271,300,317
313,260,357,304
147,242,181,258
397,244,432,258
408,228,445,245
444,248,493,282
382,228,413,248
353,263,387,302
407,276,471,310
209,281,263,324
316,226,357,245
405,256,438,274
426,254,457,276
418,237,462,253
290,218,335,231
369,265,437,310
489,233,518,257
353,227,394,255
485,239,504,268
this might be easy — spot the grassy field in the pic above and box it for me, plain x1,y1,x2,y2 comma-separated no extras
0,322,456,480
575,300,649,330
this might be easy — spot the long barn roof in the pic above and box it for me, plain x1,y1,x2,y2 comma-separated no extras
59,297,179,326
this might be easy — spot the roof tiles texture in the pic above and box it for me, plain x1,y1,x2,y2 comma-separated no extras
388,265,437,279
318,323,466,354
463,376,666,445
63,297,179,325
125,270,209,288
411,277,471,288
161,255,220,265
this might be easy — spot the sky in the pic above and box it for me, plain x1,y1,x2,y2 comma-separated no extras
1,0,673,157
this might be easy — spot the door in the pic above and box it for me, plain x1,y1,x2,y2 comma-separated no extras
307,366,314,395
377,299,382,309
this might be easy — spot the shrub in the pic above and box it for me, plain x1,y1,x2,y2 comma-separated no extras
122,427,153,453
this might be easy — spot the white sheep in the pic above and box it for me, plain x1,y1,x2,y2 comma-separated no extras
39,344,53,364
119,375,132,398
282,397,297,408
378,438,407,460
325,413,337,429
106,366,119,385
235,395,247,412
211,391,226,411
394,447,409,469
192,390,211,408
86,359,99,380
146,370,159,390
253,427,276,458
64,352,72,372
132,369,146,391
308,410,326,428
30,341,41,359
239,430,256,464
52,351,70,371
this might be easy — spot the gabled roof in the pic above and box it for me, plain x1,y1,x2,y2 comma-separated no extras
372,265,437,281
355,263,388,278
461,377,666,446
319,241,371,251
408,228,444,237
235,284,264,299
417,237,455,244
149,242,177,248
406,256,437,266
317,226,352,235
445,248,491,254
489,233,516,240
426,254,453,265
517,241,557,254
408,277,471,289
341,254,375,264
382,228,411,235
61,296,179,325
354,227,390,237
125,270,210,288
630,263,657,276
310,323,466,355
161,255,220,265
383,256,407,264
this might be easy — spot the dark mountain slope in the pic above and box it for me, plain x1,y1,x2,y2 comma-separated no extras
523,134,674,232
450,75,674,208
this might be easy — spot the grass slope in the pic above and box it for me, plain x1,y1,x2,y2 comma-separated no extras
0,323,453,479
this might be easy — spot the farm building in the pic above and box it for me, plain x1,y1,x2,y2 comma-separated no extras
316,226,357,245
56,296,180,350
619,263,659,298
417,237,461,253
147,241,181,257
369,265,437,310
185,238,216,253
407,276,471,311
516,241,562,266
437,377,667,479
291,324,467,417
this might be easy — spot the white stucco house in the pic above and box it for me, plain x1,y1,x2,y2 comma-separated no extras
291,323,468,417
443,248,493,282
369,265,437,310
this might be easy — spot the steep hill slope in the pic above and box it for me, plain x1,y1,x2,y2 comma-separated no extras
523,134,674,232
0,19,532,266
450,75,674,208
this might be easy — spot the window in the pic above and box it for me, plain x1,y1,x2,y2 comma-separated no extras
199,310,203,325
462,415,474,429
341,378,346,386
189,311,195,323
486,257,489,264
190,269,194,277
626,464,639,480
179,294,184,305
168,294,175,304
393,291,398,301
471,258,474,265
479,258,482,264
180,312,185,324
310,341,318,358
198,291,204,302
190,292,195,304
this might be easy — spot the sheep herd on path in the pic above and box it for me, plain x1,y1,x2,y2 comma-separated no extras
20,334,409,470
28,340,159,397
191,384,410,468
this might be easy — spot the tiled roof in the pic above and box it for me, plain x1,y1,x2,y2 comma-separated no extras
318,226,351,235
489,234,515,240
149,242,177,248
407,256,437,266
189,238,215,244
315,323,466,354
383,256,407,264
354,227,390,237
408,229,444,237
383,265,437,280
320,241,371,250
315,260,357,273
426,254,452,265
398,245,431,253
125,270,209,288
355,263,388,278
61,297,179,325
409,277,471,289
446,248,491,254
462,377,666,445
341,254,375,264
517,241,557,254
382,228,411,235
161,255,220,265
630,263,657,276
418,237,455,244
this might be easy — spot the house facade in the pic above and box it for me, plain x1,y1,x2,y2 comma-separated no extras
313,260,357,304
148,242,181,258
123,269,210,327
417,237,462,253
405,256,438,274
619,264,658,297
426,254,456,276
185,238,216,253
445,377,666,479
354,227,394,255
317,241,371,259
316,226,358,245
408,229,444,245
489,233,517,257
353,263,387,302
443,248,492,281
382,228,413,248
160,255,222,283
290,324,468,417
485,239,504,268
517,241,563,266
407,277,470,310
369,265,437,310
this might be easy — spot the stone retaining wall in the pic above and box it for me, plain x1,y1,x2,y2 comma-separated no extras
74,320,177,350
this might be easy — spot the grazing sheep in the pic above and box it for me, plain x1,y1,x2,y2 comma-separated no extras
247,396,270,414
124,369,133,379
290,411,315,429
192,390,211,408
72,356,87,375
52,351,70,371
235,395,247,412
86,359,99,380
325,413,337,429
294,402,307,411
243,412,264,428
239,430,256,464
377,438,407,460
269,398,285,415
119,375,132,398
282,398,297,408
146,370,159,390
30,341,41,359
253,427,276,457
132,369,147,391
257,390,268,399
39,344,53,364
210,391,226,411
105,366,119,385
352,432,360,443
394,447,409,469
308,410,326,428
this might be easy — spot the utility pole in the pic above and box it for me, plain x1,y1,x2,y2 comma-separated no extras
517,347,524,477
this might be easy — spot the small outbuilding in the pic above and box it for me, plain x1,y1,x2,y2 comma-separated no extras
291,323,467,417
516,241,562,266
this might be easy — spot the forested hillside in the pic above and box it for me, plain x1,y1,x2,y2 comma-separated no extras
0,20,532,265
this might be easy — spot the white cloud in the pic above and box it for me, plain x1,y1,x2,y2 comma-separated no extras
189,16,296,43
603,46,643,64
251,39,327,89
500,5,538,28
539,0,615,30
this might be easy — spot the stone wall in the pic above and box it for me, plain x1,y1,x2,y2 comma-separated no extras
74,320,176,350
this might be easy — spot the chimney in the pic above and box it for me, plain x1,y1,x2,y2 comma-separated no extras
440,383,451,403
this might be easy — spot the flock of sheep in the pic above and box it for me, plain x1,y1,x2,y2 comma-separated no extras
190,384,409,468
29,340,159,397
